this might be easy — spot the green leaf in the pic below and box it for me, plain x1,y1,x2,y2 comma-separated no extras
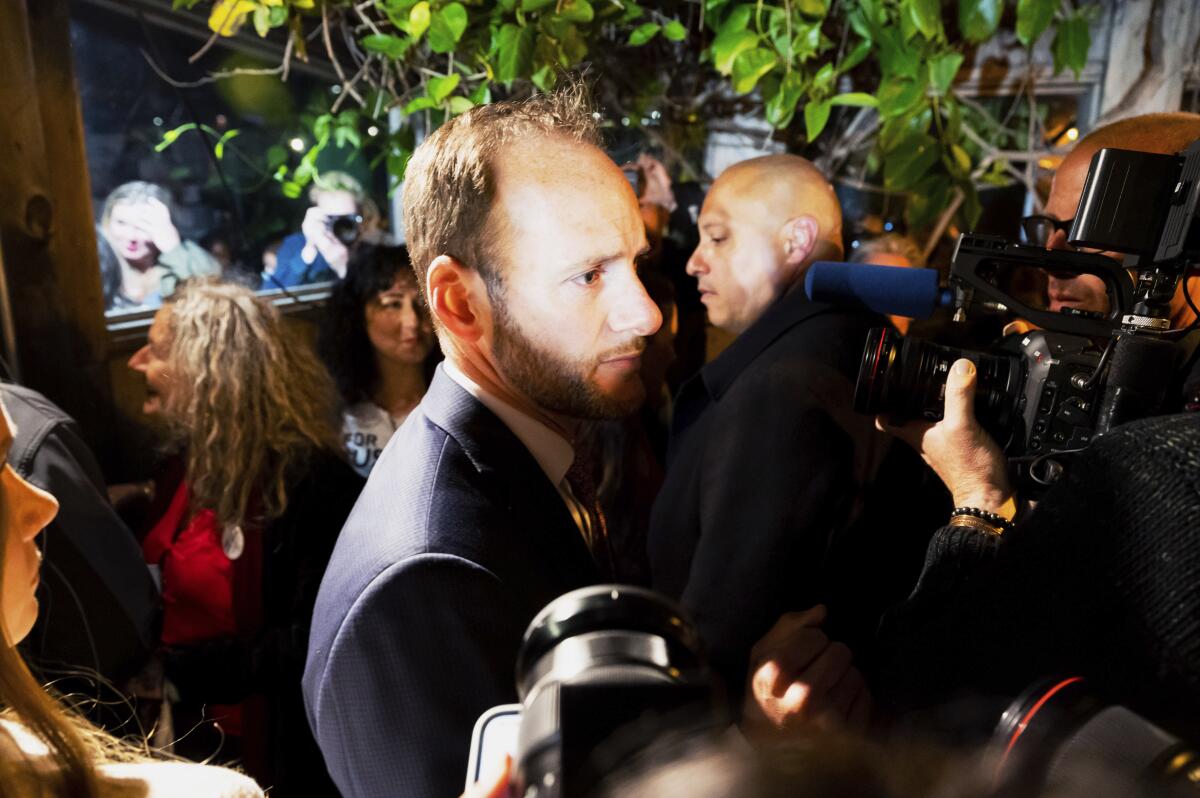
531,64,557,91
884,132,940,191
468,84,492,105
496,23,536,83
950,143,972,174
282,181,303,200
558,0,594,23
908,0,942,40
764,70,806,128
448,96,475,115
268,5,287,26
711,28,759,75
928,51,964,94
427,73,460,102
361,34,412,59
428,2,468,53
663,19,688,41
521,0,556,10
1052,13,1091,78
404,96,438,114
878,76,925,118
730,47,777,94
792,22,822,60
836,38,871,73
214,129,239,159
618,1,643,23
958,0,1002,43
155,123,196,152
721,5,752,33
829,92,878,107
253,6,271,37
797,0,826,15
409,1,430,39
1016,0,1055,47
813,62,835,93
387,149,412,182
804,99,832,140
629,22,660,46
876,26,919,78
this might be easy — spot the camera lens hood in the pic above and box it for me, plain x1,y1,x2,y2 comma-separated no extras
515,585,705,695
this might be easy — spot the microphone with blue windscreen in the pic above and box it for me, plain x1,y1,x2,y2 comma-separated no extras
804,262,954,319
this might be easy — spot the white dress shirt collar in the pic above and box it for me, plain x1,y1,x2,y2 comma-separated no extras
442,359,574,488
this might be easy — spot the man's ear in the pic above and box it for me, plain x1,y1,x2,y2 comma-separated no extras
427,255,488,343
780,216,820,269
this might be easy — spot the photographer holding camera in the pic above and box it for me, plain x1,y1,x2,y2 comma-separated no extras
269,171,366,288
875,113,1200,741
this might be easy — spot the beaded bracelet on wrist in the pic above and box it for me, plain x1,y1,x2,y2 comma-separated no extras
948,514,1004,536
950,506,1013,534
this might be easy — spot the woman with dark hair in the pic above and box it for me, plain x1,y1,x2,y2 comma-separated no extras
319,244,438,477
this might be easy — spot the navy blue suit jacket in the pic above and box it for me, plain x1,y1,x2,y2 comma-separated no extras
303,367,598,798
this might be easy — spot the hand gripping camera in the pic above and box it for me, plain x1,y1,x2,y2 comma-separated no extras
808,138,1200,490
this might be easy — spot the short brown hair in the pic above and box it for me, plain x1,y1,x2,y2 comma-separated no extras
401,82,600,296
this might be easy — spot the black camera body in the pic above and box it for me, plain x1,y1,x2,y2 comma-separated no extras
857,328,1105,483
847,137,1200,489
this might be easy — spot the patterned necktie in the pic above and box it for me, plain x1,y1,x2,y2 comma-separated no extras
566,448,615,579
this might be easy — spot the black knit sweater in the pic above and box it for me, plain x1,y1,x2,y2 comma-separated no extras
878,412,1200,740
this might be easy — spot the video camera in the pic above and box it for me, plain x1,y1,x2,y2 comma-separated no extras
808,138,1200,489
466,585,724,798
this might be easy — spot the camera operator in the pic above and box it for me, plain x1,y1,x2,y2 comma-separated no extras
269,171,365,287
1025,112,1200,409
876,357,1200,742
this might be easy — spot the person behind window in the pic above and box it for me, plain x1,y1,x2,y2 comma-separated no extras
127,280,362,796
98,181,220,312
0,392,264,798
848,233,923,334
319,244,437,477
268,171,365,288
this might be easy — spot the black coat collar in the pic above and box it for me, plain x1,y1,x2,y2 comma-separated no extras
699,281,834,402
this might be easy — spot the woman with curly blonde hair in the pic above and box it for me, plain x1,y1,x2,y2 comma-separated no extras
128,279,362,796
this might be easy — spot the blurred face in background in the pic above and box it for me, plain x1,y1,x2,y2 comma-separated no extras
0,404,58,646
105,200,158,269
366,272,434,367
127,306,176,416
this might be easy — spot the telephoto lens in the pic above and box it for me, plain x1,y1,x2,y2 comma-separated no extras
513,585,722,798
993,678,1200,797
854,327,1023,430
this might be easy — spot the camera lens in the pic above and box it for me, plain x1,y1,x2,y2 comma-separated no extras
994,678,1200,796
327,214,362,246
514,585,717,798
854,327,1023,430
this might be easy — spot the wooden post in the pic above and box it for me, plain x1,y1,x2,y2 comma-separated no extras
0,0,116,456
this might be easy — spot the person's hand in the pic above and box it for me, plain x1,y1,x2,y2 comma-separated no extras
878,358,1012,513
129,199,182,254
741,605,872,743
637,153,677,213
300,205,350,275
459,754,511,798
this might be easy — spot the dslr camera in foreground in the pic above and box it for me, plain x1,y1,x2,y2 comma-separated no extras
467,585,724,798
809,138,1200,490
